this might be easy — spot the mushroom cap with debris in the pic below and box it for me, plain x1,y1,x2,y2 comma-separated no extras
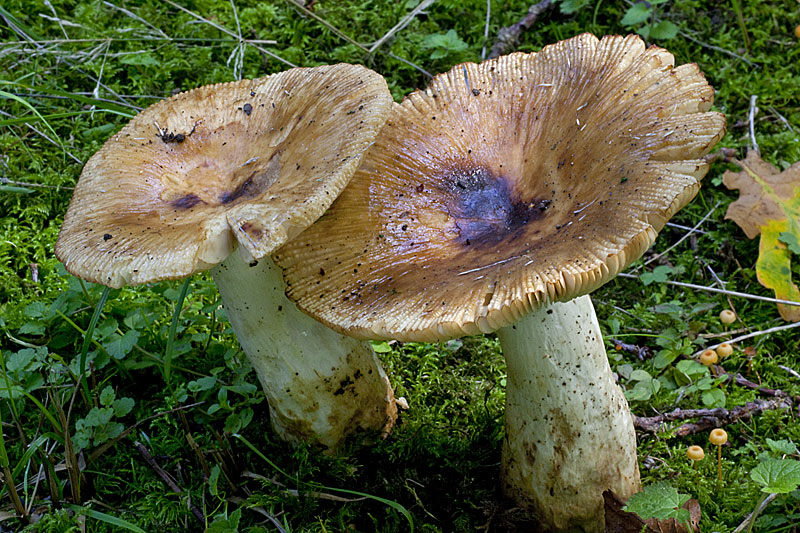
55,63,393,288
275,34,726,342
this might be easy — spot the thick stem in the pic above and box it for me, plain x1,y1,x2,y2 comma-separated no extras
497,295,640,532
211,252,396,451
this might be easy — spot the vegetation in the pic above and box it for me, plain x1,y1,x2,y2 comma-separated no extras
1,0,799,531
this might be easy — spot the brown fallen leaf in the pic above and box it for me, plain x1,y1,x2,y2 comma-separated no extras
723,150,800,321
604,490,701,533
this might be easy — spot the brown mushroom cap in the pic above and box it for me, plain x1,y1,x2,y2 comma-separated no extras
275,34,726,342
55,63,393,288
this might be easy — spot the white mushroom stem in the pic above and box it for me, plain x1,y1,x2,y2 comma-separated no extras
497,294,640,532
210,251,397,451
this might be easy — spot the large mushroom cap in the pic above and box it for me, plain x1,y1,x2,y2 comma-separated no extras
55,63,393,288
275,34,726,342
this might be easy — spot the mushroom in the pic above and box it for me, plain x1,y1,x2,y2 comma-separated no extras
55,63,398,450
275,34,725,529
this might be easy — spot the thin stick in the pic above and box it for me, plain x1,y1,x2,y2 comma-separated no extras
102,1,170,39
488,0,553,59
617,273,800,308
162,0,295,68
779,365,800,380
768,106,795,133
749,95,759,154
481,0,491,60
677,28,755,67
633,397,793,436
135,442,206,525
666,221,708,235
698,321,800,355
368,0,436,53
732,493,778,533
631,201,719,271
228,0,244,80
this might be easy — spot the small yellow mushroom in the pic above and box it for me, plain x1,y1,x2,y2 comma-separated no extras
719,309,736,325
687,445,705,483
699,349,719,366
716,343,733,358
709,428,728,481
687,445,705,461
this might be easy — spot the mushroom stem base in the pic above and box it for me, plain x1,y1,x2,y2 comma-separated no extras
497,294,640,532
211,252,397,451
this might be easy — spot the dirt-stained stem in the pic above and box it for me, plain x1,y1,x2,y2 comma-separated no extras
210,252,397,451
497,295,640,532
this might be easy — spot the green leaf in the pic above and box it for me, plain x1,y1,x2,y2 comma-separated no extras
766,438,798,456
751,458,800,493
18,321,45,336
558,0,591,14
648,20,678,40
119,53,159,66
779,231,800,255
99,386,116,407
188,375,217,392
371,340,393,353
623,481,691,521
209,464,221,497
701,388,726,408
23,301,47,318
621,3,651,26
6,348,36,373
113,397,135,417
641,265,673,285
103,329,140,359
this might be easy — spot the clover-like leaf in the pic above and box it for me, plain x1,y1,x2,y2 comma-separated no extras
724,150,800,321
623,481,692,522
750,458,800,493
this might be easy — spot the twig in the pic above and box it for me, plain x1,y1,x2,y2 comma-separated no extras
228,0,244,80
665,221,708,235
732,493,779,533
779,365,800,380
721,372,792,399
488,0,552,59
368,0,436,53
749,95,759,154
617,274,800,308
162,0,295,68
0,177,74,190
227,495,288,533
697,321,800,355
609,339,651,360
633,398,794,436
135,441,206,525
631,201,719,271
677,28,755,67
102,1,170,39
481,0,491,60
768,106,795,133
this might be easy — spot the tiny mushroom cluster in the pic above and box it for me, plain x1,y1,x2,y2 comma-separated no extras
56,64,398,451
275,33,725,531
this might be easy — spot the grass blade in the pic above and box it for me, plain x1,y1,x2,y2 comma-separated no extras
164,278,191,384
65,505,146,533
78,286,111,404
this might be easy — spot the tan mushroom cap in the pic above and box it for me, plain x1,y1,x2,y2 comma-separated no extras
55,63,393,288
275,34,726,342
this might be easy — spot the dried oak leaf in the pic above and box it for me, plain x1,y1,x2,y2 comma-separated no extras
724,150,800,321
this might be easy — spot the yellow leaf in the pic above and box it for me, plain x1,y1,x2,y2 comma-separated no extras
724,150,800,320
